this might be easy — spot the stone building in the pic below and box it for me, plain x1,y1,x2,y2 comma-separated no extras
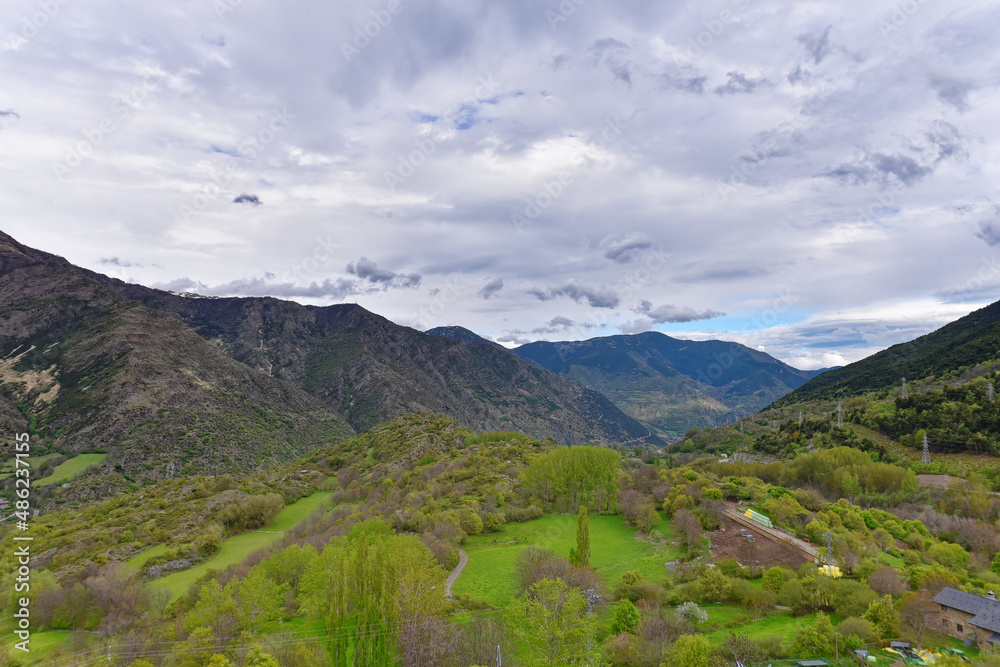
933,587,1000,648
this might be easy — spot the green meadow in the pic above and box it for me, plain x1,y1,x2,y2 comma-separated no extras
34,453,108,486
452,513,680,607
149,492,332,600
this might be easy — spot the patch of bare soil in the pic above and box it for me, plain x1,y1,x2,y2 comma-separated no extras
708,514,809,569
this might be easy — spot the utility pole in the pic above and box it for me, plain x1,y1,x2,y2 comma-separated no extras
496,644,502,667
922,433,930,465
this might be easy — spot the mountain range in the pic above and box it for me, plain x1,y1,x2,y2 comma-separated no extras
0,231,660,492
426,328,827,440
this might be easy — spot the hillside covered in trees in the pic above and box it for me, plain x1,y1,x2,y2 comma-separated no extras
7,405,1000,667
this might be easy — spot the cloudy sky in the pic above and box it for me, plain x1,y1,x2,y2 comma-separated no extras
3,0,1000,369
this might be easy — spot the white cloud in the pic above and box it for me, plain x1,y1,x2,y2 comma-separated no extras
1,0,998,368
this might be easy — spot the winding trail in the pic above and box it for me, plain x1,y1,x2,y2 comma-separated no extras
445,549,468,597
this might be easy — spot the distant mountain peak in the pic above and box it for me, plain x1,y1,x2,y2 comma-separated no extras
513,331,822,440
425,325,504,349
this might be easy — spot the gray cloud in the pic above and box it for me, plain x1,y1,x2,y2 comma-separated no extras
924,120,968,164
797,26,833,65
821,122,967,187
100,257,142,268
634,300,724,323
501,315,599,338
234,193,262,206
590,38,632,86
675,264,773,283
930,76,977,112
601,234,652,263
153,274,361,299
976,207,1000,246
787,64,809,84
659,63,707,94
528,283,620,309
478,277,504,299
714,71,771,95
3,0,1000,371
346,257,421,289
0,109,18,129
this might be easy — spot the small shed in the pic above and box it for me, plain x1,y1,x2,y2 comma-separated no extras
795,661,829,667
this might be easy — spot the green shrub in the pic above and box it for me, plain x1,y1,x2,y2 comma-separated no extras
216,493,284,532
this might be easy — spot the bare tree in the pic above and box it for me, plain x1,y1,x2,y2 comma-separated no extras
397,616,458,667
868,566,906,596
900,591,936,649
672,509,702,555
457,615,519,667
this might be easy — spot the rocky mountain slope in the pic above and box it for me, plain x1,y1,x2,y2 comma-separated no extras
0,232,355,490
71,252,660,448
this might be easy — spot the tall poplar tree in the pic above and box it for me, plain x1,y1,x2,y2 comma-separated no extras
570,505,590,567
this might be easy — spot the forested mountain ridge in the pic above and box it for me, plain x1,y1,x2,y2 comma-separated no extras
513,332,825,440
775,299,1000,404
45,236,661,448
0,231,355,493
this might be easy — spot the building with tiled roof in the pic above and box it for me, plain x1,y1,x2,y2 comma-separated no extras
933,587,1000,648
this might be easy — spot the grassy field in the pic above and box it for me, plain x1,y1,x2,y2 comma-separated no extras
151,492,332,600
125,543,172,572
702,604,749,629
703,610,837,647
879,551,904,567
452,513,679,607
0,629,81,664
34,453,108,486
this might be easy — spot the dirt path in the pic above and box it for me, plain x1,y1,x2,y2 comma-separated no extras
445,549,468,597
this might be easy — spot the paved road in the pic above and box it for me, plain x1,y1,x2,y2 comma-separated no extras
445,549,468,598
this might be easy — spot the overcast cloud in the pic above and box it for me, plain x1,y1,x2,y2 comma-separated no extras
2,0,999,369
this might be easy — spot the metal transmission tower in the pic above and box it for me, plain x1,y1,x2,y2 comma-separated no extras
798,410,803,425
836,402,843,428
822,531,833,565
989,382,995,404
901,378,909,400
922,433,930,465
